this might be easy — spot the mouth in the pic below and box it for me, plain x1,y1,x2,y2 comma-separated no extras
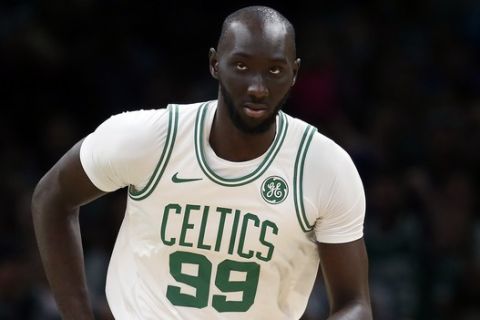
243,102,268,119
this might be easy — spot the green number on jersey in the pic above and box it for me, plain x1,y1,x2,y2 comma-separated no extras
212,259,260,312
166,251,260,312
166,251,212,308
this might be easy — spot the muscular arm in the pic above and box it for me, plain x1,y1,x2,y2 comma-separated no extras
32,140,106,320
318,238,372,320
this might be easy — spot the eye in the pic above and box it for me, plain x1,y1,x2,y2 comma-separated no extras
235,62,247,71
269,66,282,75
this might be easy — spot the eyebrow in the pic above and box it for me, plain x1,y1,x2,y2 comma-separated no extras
231,52,289,64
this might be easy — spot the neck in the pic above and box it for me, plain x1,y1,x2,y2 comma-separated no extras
209,101,276,162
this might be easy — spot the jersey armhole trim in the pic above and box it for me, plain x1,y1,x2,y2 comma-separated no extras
293,125,316,232
128,104,179,201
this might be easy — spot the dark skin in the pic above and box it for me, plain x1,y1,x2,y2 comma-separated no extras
209,18,299,161
32,15,371,320
32,140,105,320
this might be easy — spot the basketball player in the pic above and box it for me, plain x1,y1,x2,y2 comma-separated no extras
32,6,372,320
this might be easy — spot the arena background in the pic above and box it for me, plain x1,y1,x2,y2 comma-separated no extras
1,0,479,319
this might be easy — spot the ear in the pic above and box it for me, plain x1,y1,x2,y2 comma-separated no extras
209,48,219,79
291,58,301,86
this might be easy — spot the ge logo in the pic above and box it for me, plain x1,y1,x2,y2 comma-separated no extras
261,176,288,204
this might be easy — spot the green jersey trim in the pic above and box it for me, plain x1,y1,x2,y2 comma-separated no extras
128,104,179,200
194,101,288,187
293,125,316,232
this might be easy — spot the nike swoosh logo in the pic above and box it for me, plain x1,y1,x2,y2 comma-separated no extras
171,172,203,183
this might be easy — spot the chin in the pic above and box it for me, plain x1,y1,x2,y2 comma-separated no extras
237,111,276,134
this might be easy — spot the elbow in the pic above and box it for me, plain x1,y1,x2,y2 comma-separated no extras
31,175,50,220
360,303,373,320
31,169,81,224
350,301,372,320
330,300,372,320
31,171,63,221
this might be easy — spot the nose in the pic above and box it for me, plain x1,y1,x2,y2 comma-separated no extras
247,74,269,99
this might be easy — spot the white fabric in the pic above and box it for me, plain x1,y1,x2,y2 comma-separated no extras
80,109,168,192
304,134,366,243
80,106,364,244
79,101,365,319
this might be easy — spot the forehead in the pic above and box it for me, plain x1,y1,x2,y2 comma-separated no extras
221,20,293,60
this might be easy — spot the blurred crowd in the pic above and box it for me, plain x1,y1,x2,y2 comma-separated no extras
1,0,479,319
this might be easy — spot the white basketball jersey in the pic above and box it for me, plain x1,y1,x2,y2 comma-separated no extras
105,101,320,319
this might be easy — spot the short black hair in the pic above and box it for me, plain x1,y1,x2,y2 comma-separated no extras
217,6,295,49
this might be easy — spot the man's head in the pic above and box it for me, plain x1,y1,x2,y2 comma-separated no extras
209,6,300,134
